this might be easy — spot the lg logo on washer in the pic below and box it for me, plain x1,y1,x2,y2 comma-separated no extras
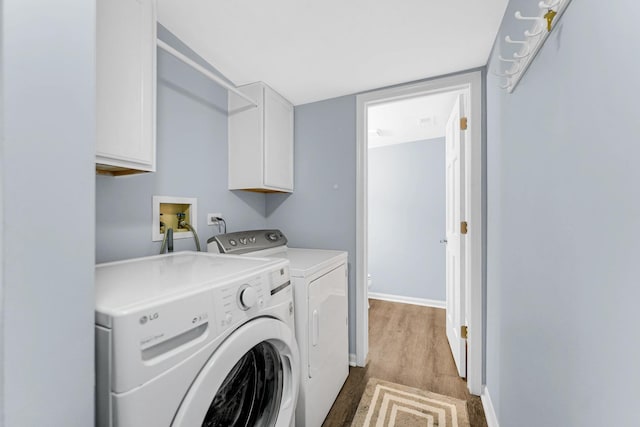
139,312,159,325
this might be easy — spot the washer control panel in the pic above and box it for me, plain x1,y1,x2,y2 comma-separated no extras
212,274,269,332
207,229,287,255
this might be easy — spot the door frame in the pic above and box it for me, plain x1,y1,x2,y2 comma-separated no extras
355,70,483,395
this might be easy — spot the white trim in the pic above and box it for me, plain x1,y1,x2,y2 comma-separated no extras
368,293,445,309
465,71,483,395
481,386,500,427
355,95,369,367
349,353,357,367
356,71,484,395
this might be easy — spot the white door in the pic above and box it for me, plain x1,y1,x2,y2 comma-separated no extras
445,94,466,378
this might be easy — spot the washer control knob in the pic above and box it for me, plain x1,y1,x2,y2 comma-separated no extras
267,232,279,241
239,286,258,309
249,236,256,243
225,313,233,324
229,239,237,246
239,237,248,245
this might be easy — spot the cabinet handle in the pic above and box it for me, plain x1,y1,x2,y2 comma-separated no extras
312,309,319,347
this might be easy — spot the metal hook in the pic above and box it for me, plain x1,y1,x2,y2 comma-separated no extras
500,82,512,90
515,11,542,21
538,0,560,8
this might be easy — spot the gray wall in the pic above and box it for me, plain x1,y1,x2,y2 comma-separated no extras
485,0,640,425
96,26,267,263
265,95,357,352
1,1,96,425
368,138,445,301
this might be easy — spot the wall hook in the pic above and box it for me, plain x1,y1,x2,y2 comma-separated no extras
493,63,521,77
505,35,527,46
515,11,542,21
525,27,544,37
543,8,558,31
513,50,531,59
538,0,560,8
505,36,530,57
499,55,519,63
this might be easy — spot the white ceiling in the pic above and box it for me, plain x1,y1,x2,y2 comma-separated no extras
157,0,508,106
367,91,464,148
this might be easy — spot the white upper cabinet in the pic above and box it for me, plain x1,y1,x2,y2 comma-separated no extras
228,82,294,193
96,0,156,175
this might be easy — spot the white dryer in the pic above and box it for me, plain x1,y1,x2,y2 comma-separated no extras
95,251,299,427
208,230,349,427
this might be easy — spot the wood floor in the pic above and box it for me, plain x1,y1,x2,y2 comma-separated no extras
322,299,487,427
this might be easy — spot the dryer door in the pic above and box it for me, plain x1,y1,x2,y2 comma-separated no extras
172,317,299,427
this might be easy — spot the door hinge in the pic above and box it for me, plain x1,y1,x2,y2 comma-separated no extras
460,221,468,235
461,325,468,339
460,117,468,130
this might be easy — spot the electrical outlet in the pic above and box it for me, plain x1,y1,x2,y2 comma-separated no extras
207,213,222,226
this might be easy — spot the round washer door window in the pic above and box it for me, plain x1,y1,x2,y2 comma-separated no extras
202,341,282,426
172,317,299,427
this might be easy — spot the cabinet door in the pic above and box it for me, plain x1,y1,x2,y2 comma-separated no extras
263,88,293,190
96,0,156,171
228,84,264,190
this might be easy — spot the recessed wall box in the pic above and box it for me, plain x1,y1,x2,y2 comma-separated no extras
152,196,198,242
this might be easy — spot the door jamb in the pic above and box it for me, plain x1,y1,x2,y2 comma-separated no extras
355,70,483,395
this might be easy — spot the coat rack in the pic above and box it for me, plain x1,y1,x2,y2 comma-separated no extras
496,0,573,92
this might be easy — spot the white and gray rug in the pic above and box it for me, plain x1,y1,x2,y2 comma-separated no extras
351,378,470,427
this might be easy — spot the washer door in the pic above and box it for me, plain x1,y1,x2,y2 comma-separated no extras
172,317,299,427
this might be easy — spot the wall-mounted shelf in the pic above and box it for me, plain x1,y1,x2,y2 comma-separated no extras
156,39,258,108
497,0,574,93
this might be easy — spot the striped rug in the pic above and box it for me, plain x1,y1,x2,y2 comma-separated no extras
351,378,470,427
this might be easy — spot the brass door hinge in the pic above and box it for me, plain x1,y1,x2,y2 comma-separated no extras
460,117,468,130
461,325,468,339
460,221,468,235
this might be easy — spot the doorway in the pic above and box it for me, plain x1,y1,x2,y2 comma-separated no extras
355,71,483,395
367,90,465,307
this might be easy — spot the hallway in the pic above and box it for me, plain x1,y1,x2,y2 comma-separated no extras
323,299,486,426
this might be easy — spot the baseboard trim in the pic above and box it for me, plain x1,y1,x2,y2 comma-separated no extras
349,353,357,367
368,292,445,309
481,386,499,427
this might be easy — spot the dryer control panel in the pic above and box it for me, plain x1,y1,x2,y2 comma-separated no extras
207,229,287,254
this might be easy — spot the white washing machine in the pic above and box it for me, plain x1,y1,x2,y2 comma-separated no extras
95,251,299,427
208,230,349,427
